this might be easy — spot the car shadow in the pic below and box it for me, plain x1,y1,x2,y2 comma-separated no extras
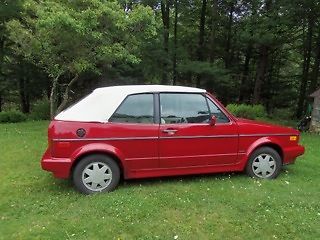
48,167,294,194
119,166,296,189
119,171,245,189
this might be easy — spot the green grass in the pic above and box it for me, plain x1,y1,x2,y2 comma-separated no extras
0,121,319,239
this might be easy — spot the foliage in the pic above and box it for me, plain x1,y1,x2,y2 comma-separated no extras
0,121,319,239
29,99,50,120
0,0,25,110
227,104,267,119
271,108,295,120
0,0,320,118
6,0,157,116
0,110,26,123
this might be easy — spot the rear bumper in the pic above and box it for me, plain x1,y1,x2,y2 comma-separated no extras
283,145,305,165
41,149,72,179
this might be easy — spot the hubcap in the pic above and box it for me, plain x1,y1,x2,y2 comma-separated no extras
82,162,112,191
252,154,276,178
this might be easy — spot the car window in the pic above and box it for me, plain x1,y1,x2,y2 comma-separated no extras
206,98,229,123
109,94,154,123
160,93,210,124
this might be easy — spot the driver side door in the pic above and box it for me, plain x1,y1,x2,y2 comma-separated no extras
159,93,238,168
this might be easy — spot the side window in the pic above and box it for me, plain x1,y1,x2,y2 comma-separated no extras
207,98,229,123
160,93,210,124
109,94,154,123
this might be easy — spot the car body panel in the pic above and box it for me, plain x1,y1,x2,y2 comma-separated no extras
45,120,159,178
159,122,239,168
41,86,305,180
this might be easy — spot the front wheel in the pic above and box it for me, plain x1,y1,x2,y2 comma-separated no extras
73,154,120,194
246,147,282,179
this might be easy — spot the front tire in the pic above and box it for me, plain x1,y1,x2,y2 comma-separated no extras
246,147,282,179
73,154,120,194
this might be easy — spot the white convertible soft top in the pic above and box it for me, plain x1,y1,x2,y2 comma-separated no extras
55,85,206,122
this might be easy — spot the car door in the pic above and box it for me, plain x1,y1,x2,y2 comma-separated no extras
107,93,159,170
159,93,238,168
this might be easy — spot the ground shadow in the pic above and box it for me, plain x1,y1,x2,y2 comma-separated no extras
48,166,294,193
119,171,245,189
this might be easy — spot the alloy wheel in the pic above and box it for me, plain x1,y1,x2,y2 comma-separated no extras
251,153,276,178
81,162,113,191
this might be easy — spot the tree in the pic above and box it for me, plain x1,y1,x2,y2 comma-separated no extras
296,15,313,117
309,27,320,94
196,0,207,87
0,0,23,111
7,0,156,118
0,0,318,119
224,0,235,69
252,0,272,104
295,0,320,118
160,0,171,84
172,0,178,85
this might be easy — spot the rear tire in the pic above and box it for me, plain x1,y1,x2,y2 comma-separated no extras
246,147,282,179
73,154,120,194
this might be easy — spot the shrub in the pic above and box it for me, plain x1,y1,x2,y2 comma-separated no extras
271,108,295,120
0,111,27,123
30,99,50,120
226,104,267,119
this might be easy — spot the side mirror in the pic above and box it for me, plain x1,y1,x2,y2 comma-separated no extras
209,115,216,126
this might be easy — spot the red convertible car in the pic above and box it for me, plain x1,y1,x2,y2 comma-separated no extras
41,85,305,194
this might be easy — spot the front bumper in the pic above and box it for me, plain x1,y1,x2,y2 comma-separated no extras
41,149,72,179
283,145,305,165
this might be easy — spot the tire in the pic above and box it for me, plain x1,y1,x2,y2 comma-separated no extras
73,154,120,194
246,147,282,179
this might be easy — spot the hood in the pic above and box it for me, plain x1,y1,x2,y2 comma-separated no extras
236,118,299,135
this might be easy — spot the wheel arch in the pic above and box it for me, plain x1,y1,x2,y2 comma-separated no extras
240,137,284,170
70,143,126,178
256,143,283,160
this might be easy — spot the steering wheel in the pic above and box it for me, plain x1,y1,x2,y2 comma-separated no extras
179,117,187,123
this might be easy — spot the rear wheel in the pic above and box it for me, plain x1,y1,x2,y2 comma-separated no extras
246,147,282,179
73,154,120,194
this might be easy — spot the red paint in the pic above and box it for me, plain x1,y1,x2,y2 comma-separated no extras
41,93,305,179
159,122,238,168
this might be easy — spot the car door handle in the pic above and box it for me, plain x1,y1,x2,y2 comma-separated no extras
162,129,178,135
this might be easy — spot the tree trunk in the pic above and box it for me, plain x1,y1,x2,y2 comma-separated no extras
265,55,276,113
56,74,79,114
161,0,170,85
0,28,4,65
239,43,252,102
19,76,30,113
196,0,207,87
296,17,314,118
209,0,218,63
252,0,272,104
50,74,60,119
253,45,269,104
224,1,234,68
172,0,178,85
46,79,51,99
309,27,320,93
0,26,4,112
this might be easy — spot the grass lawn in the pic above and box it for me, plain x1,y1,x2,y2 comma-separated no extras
0,121,319,240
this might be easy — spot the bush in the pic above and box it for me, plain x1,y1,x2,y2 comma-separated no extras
226,104,267,120
271,108,295,120
30,99,50,120
0,111,27,123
